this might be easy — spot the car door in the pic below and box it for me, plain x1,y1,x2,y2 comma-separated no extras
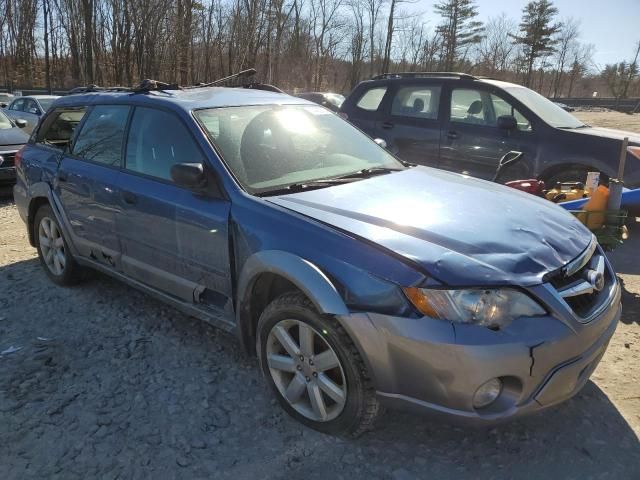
55,105,128,268
379,83,442,167
116,106,233,313
439,86,537,180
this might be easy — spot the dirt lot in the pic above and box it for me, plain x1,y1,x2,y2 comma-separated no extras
574,110,640,133
1,112,639,479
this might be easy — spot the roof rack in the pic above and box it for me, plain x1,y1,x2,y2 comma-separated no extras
67,79,181,95
67,69,283,96
371,72,477,80
67,85,133,94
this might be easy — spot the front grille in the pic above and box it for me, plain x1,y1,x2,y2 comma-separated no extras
547,242,613,320
0,151,17,168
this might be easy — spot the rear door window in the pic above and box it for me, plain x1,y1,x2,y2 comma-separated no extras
356,87,388,111
391,85,441,120
125,107,203,182
72,105,130,166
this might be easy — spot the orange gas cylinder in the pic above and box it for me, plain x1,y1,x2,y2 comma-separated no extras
576,185,609,229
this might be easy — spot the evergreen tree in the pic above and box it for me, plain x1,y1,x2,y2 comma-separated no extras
511,0,562,87
434,0,484,71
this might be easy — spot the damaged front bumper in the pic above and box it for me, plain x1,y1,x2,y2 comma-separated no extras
339,279,621,425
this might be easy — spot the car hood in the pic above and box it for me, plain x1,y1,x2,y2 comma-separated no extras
0,127,29,148
267,167,592,287
570,125,640,144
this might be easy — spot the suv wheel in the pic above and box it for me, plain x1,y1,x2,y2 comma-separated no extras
34,205,82,286
257,292,380,436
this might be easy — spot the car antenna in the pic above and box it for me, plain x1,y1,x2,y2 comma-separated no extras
188,68,258,89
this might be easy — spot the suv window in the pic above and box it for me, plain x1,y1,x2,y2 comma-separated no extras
490,94,532,131
125,107,203,181
72,105,129,166
36,107,88,150
450,89,492,125
391,85,441,120
356,87,387,111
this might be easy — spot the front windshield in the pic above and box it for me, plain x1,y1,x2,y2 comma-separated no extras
0,110,13,130
37,98,57,111
195,105,403,194
505,86,584,129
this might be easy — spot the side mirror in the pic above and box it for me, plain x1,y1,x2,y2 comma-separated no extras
0,103,6,108
15,119,27,128
171,162,208,190
374,138,388,149
497,115,517,131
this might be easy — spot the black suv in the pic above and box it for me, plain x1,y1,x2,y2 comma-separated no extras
341,73,640,187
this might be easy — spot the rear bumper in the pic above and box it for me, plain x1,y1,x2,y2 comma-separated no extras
340,282,621,425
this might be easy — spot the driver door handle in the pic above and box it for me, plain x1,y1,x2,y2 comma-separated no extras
381,121,394,130
447,130,459,139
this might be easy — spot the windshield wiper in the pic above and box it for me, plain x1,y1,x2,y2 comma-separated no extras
256,167,404,197
334,166,404,179
255,177,354,197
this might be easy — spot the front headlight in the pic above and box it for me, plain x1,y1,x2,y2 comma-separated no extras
403,287,545,329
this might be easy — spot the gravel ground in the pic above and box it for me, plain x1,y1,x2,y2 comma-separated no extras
1,111,639,479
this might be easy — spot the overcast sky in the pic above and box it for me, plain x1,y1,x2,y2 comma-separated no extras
406,0,639,69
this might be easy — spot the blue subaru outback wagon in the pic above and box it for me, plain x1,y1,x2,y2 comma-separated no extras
14,83,621,436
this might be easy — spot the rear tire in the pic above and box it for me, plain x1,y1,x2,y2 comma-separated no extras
34,204,83,286
257,292,381,437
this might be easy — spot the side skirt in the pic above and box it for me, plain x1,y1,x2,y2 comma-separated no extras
76,256,237,334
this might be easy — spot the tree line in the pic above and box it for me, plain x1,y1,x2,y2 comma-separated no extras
0,0,638,98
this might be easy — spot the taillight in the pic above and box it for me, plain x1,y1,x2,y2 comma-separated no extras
14,147,23,169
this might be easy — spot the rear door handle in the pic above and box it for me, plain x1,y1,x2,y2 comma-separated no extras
447,130,459,140
381,121,394,130
122,191,138,205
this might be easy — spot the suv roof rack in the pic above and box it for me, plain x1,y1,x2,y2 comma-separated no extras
371,72,477,81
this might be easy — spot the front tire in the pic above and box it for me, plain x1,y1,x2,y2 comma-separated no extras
257,292,381,437
34,204,82,286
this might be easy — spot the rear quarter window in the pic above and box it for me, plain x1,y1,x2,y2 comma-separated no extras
355,86,387,111
36,107,88,150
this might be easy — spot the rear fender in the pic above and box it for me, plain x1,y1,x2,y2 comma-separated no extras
26,182,79,256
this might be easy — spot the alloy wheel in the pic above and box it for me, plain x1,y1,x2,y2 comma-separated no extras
266,319,347,422
38,216,66,276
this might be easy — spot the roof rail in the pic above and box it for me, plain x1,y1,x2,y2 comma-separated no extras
371,72,477,81
67,85,133,94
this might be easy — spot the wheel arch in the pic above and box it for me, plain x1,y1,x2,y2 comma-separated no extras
26,185,54,247
539,158,614,184
236,250,349,355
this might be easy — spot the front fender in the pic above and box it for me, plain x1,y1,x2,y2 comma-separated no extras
236,250,349,317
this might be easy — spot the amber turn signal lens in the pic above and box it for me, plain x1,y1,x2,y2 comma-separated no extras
403,287,439,318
